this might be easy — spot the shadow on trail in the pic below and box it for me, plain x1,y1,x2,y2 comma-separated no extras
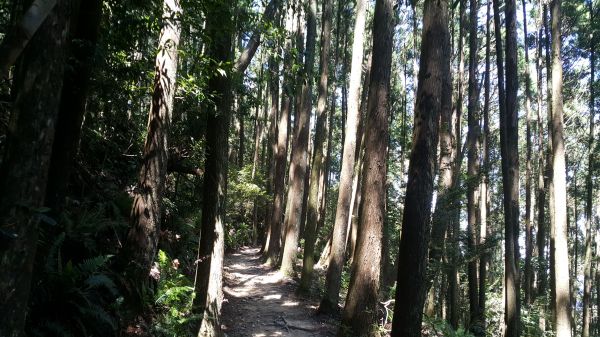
220,247,336,337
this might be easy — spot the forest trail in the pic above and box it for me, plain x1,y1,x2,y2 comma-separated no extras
220,247,336,337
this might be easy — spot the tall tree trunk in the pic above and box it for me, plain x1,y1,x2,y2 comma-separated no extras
550,0,572,336
466,0,481,331
478,0,491,326
0,1,69,336
45,0,102,212
522,0,535,307
501,0,521,334
279,0,316,276
319,0,367,313
391,0,450,334
339,0,394,334
265,3,294,265
300,0,332,292
120,0,182,290
581,4,595,337
192,0,233,335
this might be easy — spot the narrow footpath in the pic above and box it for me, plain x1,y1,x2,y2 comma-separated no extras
220,247,336,337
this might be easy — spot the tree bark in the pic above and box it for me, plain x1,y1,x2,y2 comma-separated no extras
300,0,332,292
391,0,450,335
501,0,521,335
466,0,481,331
0,0,57,76
0,1,69,336
120,0,182,290
45,0,102,213
264,3,294,265
338,0,394,334
319,0,367,313
581,4,595,337
279,0,316,276
550,0,572,336
191,0,233,335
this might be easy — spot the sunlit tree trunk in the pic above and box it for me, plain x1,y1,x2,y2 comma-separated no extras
391,0,450,334
300,0,332,292
121,0,182,291
279,0,316,276
319,0,367,313
338,0,394,334
550,0,572,335
0,2,69,336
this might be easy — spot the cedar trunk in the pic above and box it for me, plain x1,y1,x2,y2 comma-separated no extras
391,0,449,334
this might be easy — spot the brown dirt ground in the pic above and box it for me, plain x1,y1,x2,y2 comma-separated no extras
220,247,337,337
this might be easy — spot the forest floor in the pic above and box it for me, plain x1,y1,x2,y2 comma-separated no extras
220,247,337,337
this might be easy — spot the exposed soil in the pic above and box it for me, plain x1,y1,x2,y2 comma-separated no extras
220,247,337,337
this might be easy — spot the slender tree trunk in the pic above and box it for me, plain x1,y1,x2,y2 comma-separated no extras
581,5,595,337
0,2,69,336
391,0,450,334
300,0,332,292
338,0,394,334
45,0,102,212
265,3,294,264
120,0,182,290
279,0,316,276
522,0,535,307
550,0,572,335
319,0,367,313
478,0,491,326
500,0,521,335
191,0,233,335
466,0,481,331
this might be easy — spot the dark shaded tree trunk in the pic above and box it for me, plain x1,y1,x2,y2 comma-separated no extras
550,1,572,336
319,0,367,313
338,0,394,334
466,0,481,331
191,0,233,335
45,0,102,213
300,0,332,292
0,1,69,336
280,0,316,276
119,0,182,290
391,0,450,334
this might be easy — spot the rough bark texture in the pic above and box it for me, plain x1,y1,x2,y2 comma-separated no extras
300,0,332,292
0,2,69,336
120,0,182,289
192,0,233,335
581,4,594,337
280,0,316,276
45,0,102,212
337,0,393,335
466,0,481,331
550,1,572,336
265,4,294,265
391,0,449,335
502,0,521,335
320,0,367,313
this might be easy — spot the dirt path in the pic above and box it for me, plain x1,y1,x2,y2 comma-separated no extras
220,247,336,337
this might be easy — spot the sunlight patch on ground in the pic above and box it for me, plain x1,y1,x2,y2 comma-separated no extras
253,332,283,337
281,300,299,307
263,294,282,300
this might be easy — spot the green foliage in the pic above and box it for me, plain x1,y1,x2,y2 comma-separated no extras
422,317,476,337
151,250,199,337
